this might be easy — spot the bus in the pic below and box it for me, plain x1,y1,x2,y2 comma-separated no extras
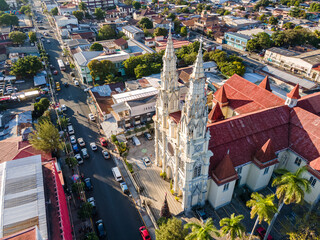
57,59,65,71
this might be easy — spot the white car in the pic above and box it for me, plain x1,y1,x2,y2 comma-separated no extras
142,157,151,166
102,150,110,159
75,154,83,164
87,197,96,207
47,39,50,43
81,148,89,158
61,104,67,111
74,80,79,86
70,135,76,144
90,142,97,151
88,113,95,121
77,138,85,147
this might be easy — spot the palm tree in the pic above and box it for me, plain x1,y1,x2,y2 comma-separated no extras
246,193,277,240
185,218,220,240
79,1,87,12
263,166,311,240
219,213,245,240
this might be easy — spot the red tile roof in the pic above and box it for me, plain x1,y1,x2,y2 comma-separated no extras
169,111,182,124
287,84,301,99
215,85,228,105
1,226,38,240
253,139,278,169
208,103,224,123
211,153,238,185
259,76,271,92
297,92,320,115
114,38,127,46
213,74,284,114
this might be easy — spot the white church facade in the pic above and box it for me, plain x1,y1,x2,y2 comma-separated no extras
154,30,320,211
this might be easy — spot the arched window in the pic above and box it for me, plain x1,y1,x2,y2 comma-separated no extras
193,162,201,179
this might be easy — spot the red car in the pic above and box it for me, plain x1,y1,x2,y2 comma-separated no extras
53,70,58,75
99,137,107,147
139,226,151,240
256,227,273,240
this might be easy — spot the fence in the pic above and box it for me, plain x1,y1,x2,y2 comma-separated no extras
145,203,159,229
120,156,140,193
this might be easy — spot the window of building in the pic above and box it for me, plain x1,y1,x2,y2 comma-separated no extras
294,157,302,166
309,176,317,187
193,163,201,179
237,167,242,174
263,167,270,175
223,183,229,191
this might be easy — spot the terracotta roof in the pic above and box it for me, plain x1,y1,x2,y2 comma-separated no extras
182,19,196,27
114,38,127,46
211,153,238,185
1,226,38,240
215,85,228,105
287,84,301,99
310,157,320,171
259,76,271,92
213,74,284,114
178,67,193,83
208,103,224,123
253,139,278,169
297,92,320,115
169,111,182,124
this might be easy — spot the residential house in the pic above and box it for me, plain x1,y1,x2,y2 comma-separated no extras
152,17,172,31
194,11,221,32
116,4,133,16
122,25,144,41
0,27,11,41
223,16,260,29
58,3,78,15
224,32,251,51
133,9,157,21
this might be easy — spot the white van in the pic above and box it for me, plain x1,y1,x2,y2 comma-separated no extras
112,167,122,182
68,125,74,135
132,136,141,146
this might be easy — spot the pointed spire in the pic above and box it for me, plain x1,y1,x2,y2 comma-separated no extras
287,84,301,99
259,76,271,92
208,103,224,123
255,139,277,164
215,85,228,106
163,23,175,61
212,152,237,184
190,37,205,80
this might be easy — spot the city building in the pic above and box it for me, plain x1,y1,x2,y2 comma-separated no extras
71,0,119,10
224,32,251,51
154,29,320,211
58,3,78,15
122,25,144,41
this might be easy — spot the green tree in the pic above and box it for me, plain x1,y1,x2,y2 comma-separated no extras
124,0,133,4
78,202,93,220
219,214,245,240
94,7,105,20
183,52,197,65
88,59,116,83
220,61,245,77
174,19,181,33
59,116,68,130
10,55,43,77
156,217,188,240
132,1,141,9
180,26,187,37
272,31,286,46
263,166,311,240
185,218,220,240
283,22,295,29
268,16,278,25
167,12,176,21
154,27,168,37
51,7,58,15
72,181,85,194
29,120,63,153
79,1,88,11
309,2,320,12
20,5,32,16
66,157,78,168
28,31,37,43
258,14,268,22
85,232,99,240
246,32,273,52
90,42,103,51
0,14,19,26
33,97,50,118
246,193,277,240
0,0,9,11
98,25,117,40
73,10,84,21
139,17,153,29
9,31,27,45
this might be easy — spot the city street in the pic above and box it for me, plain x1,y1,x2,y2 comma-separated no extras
33,3,144,239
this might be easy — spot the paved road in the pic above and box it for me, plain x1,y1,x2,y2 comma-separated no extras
32,3,144,239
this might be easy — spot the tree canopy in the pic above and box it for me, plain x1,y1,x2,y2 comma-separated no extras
51,7,58,15
0,13,19,26
10,55,43,77
28,31,37,43
185,218,220,240
29,120,63,153
94,8,105,20
90,42,103,51
132,1,141,9
268,16,278,25
97,25,117,40
220,214,245,240
246,32,273,52
139,17,153,29
88,59,116,82
156,217,188,240
20,5,32,16
73,10,84,21
0,0,9,11
33,97,50,119
79,2,87,11
9,31,27,45
180,26,187,37
154,27,168,37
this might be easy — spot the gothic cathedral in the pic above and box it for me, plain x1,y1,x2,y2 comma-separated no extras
154,30,212,211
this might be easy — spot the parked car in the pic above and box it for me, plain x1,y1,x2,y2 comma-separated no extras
68,125,74,135
102,150,110,159
64,82,69,87
132,136,141,146
75,154,83,164
142,157,151,166
99,137,107,147
144,132,152,140
77,138,85,147
90,142,97,151
96,220,106,238
87,197,97,215
196,209,208,223
46,39,50,43
256,227,273,240
81,148,89,158
70,72,75,77
84,178,93,190
74,80,79,86
61,104,67,112
53,70,58,75
88,113,95,121
70,135,76,144
72,144,79,153
139,226,151,240
120,182,129,194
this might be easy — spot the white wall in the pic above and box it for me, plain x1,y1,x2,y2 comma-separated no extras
130,101,156,117
235,163,251,186
208,179,235,208
246,162,275,191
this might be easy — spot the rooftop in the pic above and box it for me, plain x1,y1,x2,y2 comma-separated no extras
122,25,143,34
266,47,299,57
112,87,158,104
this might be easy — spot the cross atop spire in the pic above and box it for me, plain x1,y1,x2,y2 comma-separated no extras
163,23,175,61
190,37,205,80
